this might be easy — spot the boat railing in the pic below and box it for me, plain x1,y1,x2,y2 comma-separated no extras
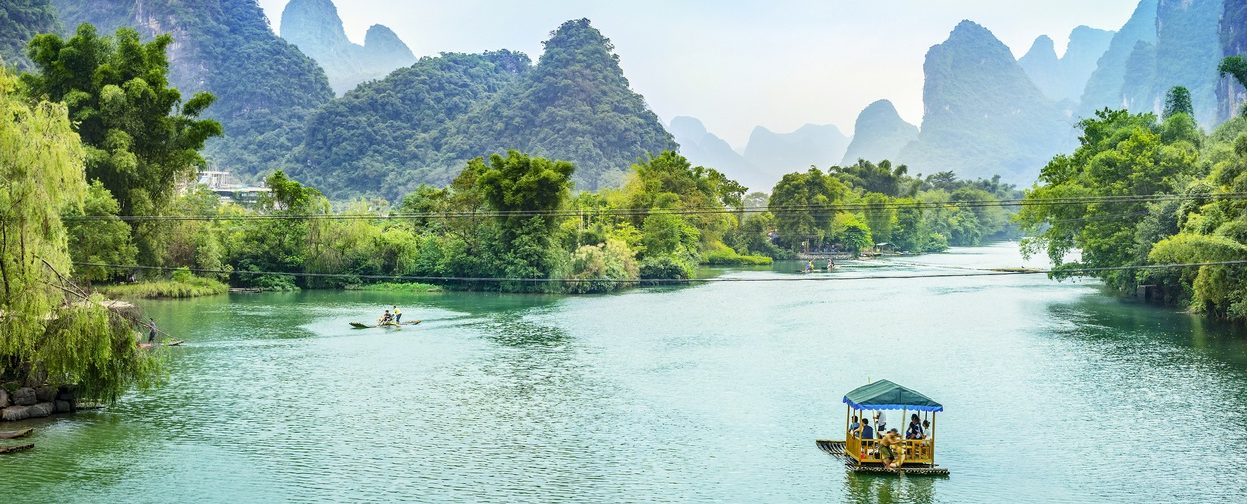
845,435,934,465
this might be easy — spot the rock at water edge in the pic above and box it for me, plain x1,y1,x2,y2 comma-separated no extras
1,406,30,422
13,388,36,407
26,402,54,418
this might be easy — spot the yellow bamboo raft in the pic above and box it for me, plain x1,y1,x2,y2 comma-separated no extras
816,440,949,476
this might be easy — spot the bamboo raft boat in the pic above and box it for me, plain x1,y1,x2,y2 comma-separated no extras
0,443,34,455
816,440,949,476
0,428,34,440
820,380,951,477
350,320,421,329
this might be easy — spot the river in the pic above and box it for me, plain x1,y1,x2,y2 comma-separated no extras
3,243,1246,503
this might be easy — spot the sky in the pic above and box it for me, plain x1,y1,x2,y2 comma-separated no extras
258,0,1140,148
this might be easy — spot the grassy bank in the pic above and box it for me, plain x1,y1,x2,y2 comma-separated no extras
97,277,229,299
345,282,443,293
702,246,774,267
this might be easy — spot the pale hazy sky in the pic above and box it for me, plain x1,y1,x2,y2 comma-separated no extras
258,0,1140,147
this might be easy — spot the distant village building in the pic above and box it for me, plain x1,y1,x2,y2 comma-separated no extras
179,170,269,206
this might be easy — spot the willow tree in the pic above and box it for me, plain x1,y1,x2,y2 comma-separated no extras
0,69,159,402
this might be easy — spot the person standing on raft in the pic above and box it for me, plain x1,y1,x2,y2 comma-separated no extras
393,306,401,324
146,318,158,345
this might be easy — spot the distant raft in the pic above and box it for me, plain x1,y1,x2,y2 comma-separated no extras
0,443,34,455
350,320,421,329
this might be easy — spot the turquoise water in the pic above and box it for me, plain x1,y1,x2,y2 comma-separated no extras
3,243,1246,503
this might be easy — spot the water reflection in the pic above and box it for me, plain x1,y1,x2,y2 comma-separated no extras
7,243,1247,502
844,473,937,504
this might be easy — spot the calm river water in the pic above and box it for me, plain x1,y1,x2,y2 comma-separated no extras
3,243,1247,503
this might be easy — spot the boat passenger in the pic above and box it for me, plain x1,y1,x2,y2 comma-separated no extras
393,305,402,324
873,411,887,437
805,260,815,273
921,419,931,439
879,429,903,469
849,415,860,434
826,259,835,271
906,413,924,439
381,310,392,324
858,418,873,440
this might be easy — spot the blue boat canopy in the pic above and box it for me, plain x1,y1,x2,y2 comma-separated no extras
842,380,943,412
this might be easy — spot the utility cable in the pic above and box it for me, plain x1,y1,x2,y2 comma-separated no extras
71,260,1247,286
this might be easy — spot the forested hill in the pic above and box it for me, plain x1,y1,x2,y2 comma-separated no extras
295,18,677,199
293,51,531,199
52,0,334,176
0,0,59,70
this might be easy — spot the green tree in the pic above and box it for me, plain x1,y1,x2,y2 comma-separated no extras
1162,86,1194,120
892,199,929,253
831,213,873,254
23,24,223,265
1019,109,1197,293
862,192,896,243
1219,56,1247,97
65,181,137,282
1,68,158,402
768,168,848,251
225,171,325,289
472,151,574,288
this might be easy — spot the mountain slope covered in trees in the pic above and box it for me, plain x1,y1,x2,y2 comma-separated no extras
0,0,59,70
280,0,415,94
295,18,676,199
293,51,530,199
52,0,334,176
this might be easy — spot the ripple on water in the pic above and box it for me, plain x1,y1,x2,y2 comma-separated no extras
5,246,1247,502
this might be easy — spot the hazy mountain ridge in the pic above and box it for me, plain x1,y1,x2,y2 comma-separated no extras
840,100,919,166
280,0,415,94
1075,0,1222,126
668,117,764,190
899,20,1073,184
1079,0,1160,115
1019,26,1114,104
743,124,850,176
1149,0,1223,125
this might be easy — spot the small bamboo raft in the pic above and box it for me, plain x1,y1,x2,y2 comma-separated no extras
0,428,34,440
816,440,950,476
1,443,34,455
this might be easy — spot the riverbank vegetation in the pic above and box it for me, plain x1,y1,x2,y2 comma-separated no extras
95,269,228,299
11,24,1021,296
345,283,444,293
11,23,1022,299
0,68,160,404
1020,81,1247,322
